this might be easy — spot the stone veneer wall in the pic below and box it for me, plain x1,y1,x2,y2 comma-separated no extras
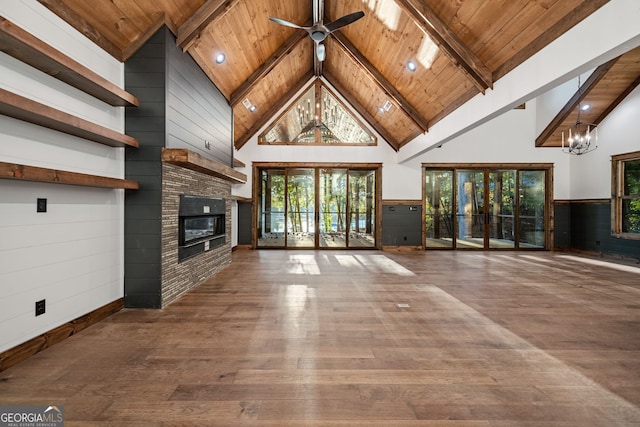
161,163,232,307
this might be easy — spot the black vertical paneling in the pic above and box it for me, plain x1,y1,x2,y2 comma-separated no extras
165,29,232,166
553,202,571,249
124,28,167,308
237,201,253,245
382,204,423,246
560,201,640,258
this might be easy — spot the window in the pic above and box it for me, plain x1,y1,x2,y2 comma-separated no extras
612,151,640,238
259,79,376,146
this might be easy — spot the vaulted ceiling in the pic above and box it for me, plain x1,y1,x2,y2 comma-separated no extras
37,0,635,153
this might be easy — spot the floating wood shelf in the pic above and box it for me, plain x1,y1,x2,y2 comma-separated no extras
0,161,139,189
162,148,247,184
233,157,246,168
0,88,139,148
0,17,139,107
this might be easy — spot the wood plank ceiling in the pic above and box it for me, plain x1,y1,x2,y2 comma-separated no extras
36,0,623,152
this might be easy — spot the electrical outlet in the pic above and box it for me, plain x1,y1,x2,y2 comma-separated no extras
37,198,47,213
35,299,46,316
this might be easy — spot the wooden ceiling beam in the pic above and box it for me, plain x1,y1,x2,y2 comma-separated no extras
535,57,619,147
177,0,239,52
37,0,123,60
324,72,401,151
395,0,493,93
231,30,308,107
332,31,429,133
235,71,314,150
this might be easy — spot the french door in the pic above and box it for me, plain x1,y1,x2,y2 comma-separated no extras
256,165,379,249
424,166,550,250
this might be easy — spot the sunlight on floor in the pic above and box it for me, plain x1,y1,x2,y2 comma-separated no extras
558,254,640,274
283,253,416,276
285,254,321,275
334,254,415,276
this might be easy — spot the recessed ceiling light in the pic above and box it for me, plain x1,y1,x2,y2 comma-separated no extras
581,104,591,111
406,61,417,72
215,53,226,64
378,106,385,114
249,105,257,112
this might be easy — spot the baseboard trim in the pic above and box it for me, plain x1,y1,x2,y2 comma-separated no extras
382,245,423,251
0,298,124,372
233,245,252,250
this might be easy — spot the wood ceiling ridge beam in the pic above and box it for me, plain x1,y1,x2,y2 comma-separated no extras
535,57,619,147
324,72,401,151
37,0,123,61
230,30,308,107
235,71,314,150
177,0,240,52
331,31,430,133
395,0,493,93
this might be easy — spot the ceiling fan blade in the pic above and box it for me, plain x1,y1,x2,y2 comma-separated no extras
269,16,306,30
316,42,326,62
325,11,364,33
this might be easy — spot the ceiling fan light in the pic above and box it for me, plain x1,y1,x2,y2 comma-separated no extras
317,43,326,62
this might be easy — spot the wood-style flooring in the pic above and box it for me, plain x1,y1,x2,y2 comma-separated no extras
1,250,640,426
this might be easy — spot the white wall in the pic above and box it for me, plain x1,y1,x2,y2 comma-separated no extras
570,85,640,200
233,98,573,201
233,83,639,204
0,1,126,352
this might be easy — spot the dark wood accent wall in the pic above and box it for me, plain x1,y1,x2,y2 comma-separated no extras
554,200,640,259
124,26,234,308
165,27,232,167
124,27,166,308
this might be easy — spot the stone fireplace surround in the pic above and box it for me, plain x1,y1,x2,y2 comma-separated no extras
160,162,233,307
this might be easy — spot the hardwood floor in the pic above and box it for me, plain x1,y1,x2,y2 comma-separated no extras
1,250,639,426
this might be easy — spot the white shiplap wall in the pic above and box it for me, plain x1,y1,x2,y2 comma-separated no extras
0,1,126,352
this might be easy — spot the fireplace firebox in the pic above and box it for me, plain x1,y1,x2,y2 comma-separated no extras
178,195,225,261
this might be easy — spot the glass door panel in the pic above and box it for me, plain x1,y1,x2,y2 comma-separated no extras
455,170,485,249
319,169,347,247
519,170,546,248
258,169,285,247
348,169,375,247
425,170,454,248
286,168,315,247
488,170,516,248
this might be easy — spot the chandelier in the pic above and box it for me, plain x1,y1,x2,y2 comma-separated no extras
562,76,597,155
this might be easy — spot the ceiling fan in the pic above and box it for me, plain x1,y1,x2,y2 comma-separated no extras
269,0,364,62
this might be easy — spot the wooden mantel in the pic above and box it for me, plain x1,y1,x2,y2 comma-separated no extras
0,17,139,107
162,148,247,184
